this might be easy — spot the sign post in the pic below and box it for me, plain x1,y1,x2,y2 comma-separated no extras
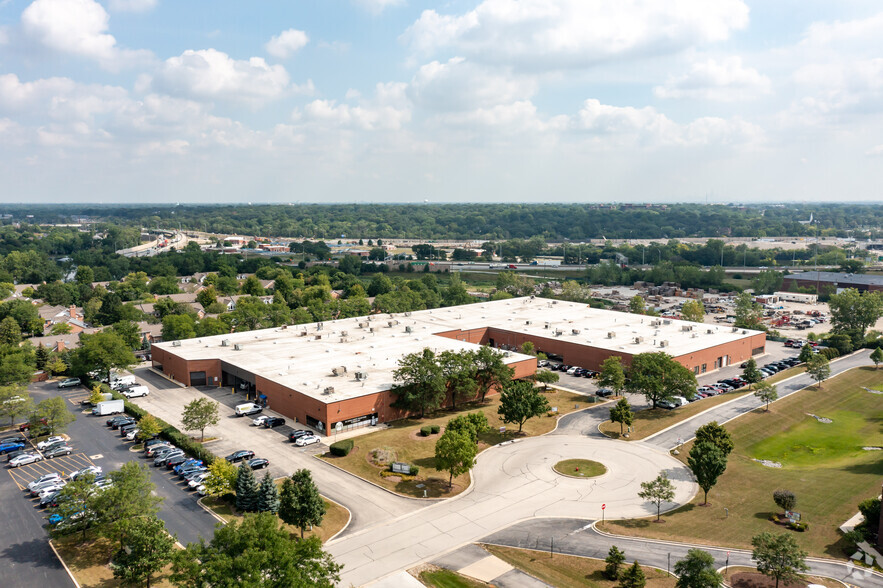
601,503,606,523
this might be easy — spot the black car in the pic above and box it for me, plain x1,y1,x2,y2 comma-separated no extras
120,423,138,436
177,464,207,479
166,454,190,469
40,491,61,508
263,417,286,428
111,418,136,430
106,415,131,427
288,430,311,442
248,457,270,470
595,387,614,397
225,450,255,463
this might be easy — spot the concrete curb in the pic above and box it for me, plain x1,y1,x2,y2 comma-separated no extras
47,539,82,588
312,453,442,503
195,496,228,524
145,367,186,388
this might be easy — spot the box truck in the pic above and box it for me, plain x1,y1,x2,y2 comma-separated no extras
92,399,124,416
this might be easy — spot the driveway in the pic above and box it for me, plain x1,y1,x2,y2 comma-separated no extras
131,367,424,536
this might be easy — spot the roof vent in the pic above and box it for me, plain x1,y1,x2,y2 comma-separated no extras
633,336,644,344
607,331,616,339
340,330,348,337
525,320,532,325
221,339,230,347
233,344,243,350
322,387,334,395
662,319,672,325
706,328,714,334
355,371,368,381
659,340,669,348
405,326,413,333
172,340,181,347
571,329,581,335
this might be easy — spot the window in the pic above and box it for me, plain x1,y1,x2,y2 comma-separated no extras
751,346,764,356
693,366,700,374
701,363,707,373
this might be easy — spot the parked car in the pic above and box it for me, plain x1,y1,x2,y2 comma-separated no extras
9,452,43,467
188,472,211,488
93,479,113,490
295,435,320,447
234,403,262,417
57,378,81,389
248,457,270,470
29,473,63,490
251,415,269,427
225,450,255,463
0,439,26,455
30,479,66,496
154,449,184,466
106,415,132,427
288,430,311,442
166,454,193,469
146,444,174,457
173,459,203,475
657,399,678,410
39,490,62,508
120,423,139,436
69,466,102,481
36,436,66,450
44,445,73,459
595,387,614,397
110,417,136,430
177,464,206,479
263,417,285,428
121,386,149,399
125,428,140,441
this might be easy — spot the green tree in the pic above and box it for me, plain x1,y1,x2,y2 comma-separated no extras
753,381,778,411
0,344,37,385
798,344,814,363
50,323,72,336
47,357,68,376
806,353,830,388
604,545,626,580
278,469,326,539
171,512,341,587
773,489,796,515
112,515,176,588
628,295,646,314
434,428,478,489
195,316,229,337
203,458,237,497
33,396,75,435
674,549,722,588
338,255,362,275
88,385,106,406
240,275,266,296
497,380,550,433
95,461,164,552
70,330,136,383
473,345,514,402
137,413,163,442
439,349,477,410
532,368,559,390
0,384,32,427
235,462,260,513
35,343,50,370
519,341,536,356
609,397,634,435
828,288,883,348
741,357,762,390
687,442,727,505
751,269,784,295
680,300,705,323
734,292,763,329
161,314,196,341
751,532,809,588
256,471,280,514
871,346,883,369
626,352,696,409
196,285,218,309
181,397,219,442
111,320,141,350
445,412,489,443
391,348,446,418
619,561,646,588
367,274,393,297
598,356,626,395
0,316,22,345
694,421,734,456
47,474,101,542
638,473,676,521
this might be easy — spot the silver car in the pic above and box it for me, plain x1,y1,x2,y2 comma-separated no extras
10,452,43,468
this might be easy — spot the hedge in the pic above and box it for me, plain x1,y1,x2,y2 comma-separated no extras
420,426,432,437
821,347,840,360
330,439,354,457
430,424,440,434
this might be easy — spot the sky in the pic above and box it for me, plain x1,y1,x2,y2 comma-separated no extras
0,0,882,204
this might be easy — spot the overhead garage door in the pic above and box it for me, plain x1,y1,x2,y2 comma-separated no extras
189,371,207,386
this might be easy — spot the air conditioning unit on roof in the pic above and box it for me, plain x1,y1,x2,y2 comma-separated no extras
221,339,230,347
172,340,181,347
233,344,243,350
323,386,334,395
572,329,581,335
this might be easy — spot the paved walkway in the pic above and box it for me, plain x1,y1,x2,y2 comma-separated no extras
480,518,883,588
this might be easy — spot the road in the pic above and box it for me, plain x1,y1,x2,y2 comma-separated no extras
481,519,883,587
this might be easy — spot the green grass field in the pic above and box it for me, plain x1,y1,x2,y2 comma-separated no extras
600,366,883,559
554,459,607,478
418,568,489,587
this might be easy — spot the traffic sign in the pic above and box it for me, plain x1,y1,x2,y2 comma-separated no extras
601,504,606,509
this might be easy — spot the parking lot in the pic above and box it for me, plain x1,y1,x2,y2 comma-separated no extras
7,453,97,491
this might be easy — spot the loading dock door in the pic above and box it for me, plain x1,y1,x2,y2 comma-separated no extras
189,371,207,386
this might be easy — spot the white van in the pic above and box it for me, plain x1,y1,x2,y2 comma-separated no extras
671,396,689,407
111,375,136,390
121,385,149,399
234,403,262,417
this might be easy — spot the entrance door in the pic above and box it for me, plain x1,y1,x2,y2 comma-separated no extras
189,371,207,386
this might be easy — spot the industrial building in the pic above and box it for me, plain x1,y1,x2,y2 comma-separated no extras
151,297,766,436
782,271,883,294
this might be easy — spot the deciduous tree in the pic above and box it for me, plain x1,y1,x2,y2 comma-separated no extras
753,381,778,411
598,356,626,395
439,349,477,410
181,397,219,442
137,413,163,442
638,473,675,521
0,385,32,427
734,291,763,329
278,469,326,539
806,353,830,388
680,300,705,323
391,348,446,418
798,344,814,363
532,368,559,390
687,442,727,505
609,397,634,435
95,462,164,552
871,347,883,370
626,352,696,409
497,380,550,433
473,345,513,402
202,458,237,497
694,421,734,456
828,288,883,348
773,490,796,515
741,358,762,390
674,549,722,588
112,515,176,588
70,330,136,383
434,428,478,489
751,532,809,588
33,396,75,435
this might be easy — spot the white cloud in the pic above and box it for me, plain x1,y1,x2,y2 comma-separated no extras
801,12,883,47
403,0,749,70
354,0,404,14
575,99,761,147
21,0,152,70
654,56,771,101
302,82,411,131
865,145,883,157
409,57,536,111
265,28,309,59
150,49,292,104
107,0,157,12
789,58,883,120
438,100,567,134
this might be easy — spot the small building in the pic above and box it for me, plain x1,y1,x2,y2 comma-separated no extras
772,291,818,304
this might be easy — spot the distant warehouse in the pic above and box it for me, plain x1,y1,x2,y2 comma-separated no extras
782,271,883,294
151,298,766,436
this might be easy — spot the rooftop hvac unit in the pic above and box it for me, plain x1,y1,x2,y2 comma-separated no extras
221,339,230,347
503,351,511,357
741,330,748,334
681,325,693,332
339,337,348,343
369,327,375,333
355,371,368,381
315,335,322,340
280,325,287,330
633,337,644,344
691,333,698,338
607,331,616,338
322,387,334,395
651,319,661,326
172,340,181,347
340,330,348,337
358,322,367,328
572,329,581,335
662,319,672,325
233,344,243,350
299,330,307,337
732,327,739,332
706,329,714,334
544,322,551,329
388,321,394,327
405,326,413,333
525,320,532,325
404,312,412,317
554,329,564,336
659,340,669,348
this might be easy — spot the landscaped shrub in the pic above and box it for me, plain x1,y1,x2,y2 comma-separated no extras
430,424,440,434
821,347,840,360
420,426,432,437
409,465,419,476
789,522,808,532
330,439,354,457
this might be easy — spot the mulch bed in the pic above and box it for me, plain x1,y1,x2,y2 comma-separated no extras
730,572,810,588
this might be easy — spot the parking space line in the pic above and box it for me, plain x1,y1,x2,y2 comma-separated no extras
6,453,96,490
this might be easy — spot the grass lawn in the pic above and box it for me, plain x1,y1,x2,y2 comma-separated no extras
599,366,883,559
554,459,607,478
483,544,676,588
201,489,349,543
417,567,490,587
53,535,174,587
320,388,594,498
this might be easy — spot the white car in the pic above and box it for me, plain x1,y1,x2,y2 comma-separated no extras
28,472,62,489
69,466,102,480
38,484,65,499
251,415,269,427
125,428,140,441
30,479,65,496
188,472,211,488
10,452,43,468
196,484,208,496
295,434,320,447
36,436,66,450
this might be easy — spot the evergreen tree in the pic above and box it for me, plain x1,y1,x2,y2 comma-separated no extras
605,545,626,580
235,463,259,513
35,344,50,371
619,561,646,588
256,471,280,514
741,357,762,390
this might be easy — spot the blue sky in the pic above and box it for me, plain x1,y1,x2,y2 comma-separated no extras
1,0,881,203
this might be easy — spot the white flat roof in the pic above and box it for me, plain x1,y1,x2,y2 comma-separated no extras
153,297,763,404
